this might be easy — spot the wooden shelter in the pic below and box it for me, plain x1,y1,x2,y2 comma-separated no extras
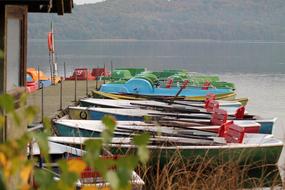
0,0,73,141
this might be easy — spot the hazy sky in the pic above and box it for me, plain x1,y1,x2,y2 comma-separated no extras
74,0,105,4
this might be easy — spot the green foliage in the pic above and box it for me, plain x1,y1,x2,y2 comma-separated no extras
133,133,150,164
101,115,116,144
81,115,150,189
0,93,150,189
57,160,79,188
0,171,6,190
34,169,56,190
0,50,4,60
29,0,285,41
0,94,14,113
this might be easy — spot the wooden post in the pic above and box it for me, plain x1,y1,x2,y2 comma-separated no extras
86,69,88,96
64,61,66,79
103,63,106,84
37,65,40,89
74,73,77,102
96,76,98,90
110,60,113,73
110,60,113,81
41,82,44,123
49,63,52,85
59,77,63,110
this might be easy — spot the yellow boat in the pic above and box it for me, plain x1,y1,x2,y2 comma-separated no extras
92,90,247,106
184,92,236,101
92,90,144,100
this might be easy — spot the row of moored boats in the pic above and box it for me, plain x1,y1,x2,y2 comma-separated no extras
29,68,283,189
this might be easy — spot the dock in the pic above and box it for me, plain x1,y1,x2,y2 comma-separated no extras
28,80,102,123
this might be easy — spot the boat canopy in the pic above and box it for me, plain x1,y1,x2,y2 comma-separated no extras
111,70,133,80
27,67,49,81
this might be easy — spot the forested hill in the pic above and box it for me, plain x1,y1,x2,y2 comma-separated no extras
28,0,285,41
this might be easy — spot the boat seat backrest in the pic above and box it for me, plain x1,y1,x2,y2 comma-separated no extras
210,108,227,125
206,100,219,112
235,106,245,119
91,68,108,77
218,121,245,143
204,93,216,108
205,93,216,108
68,156,121,179
181,80,189,89
165,78,174,88
202,81,211,90
225,123,245,143
74,68,88,78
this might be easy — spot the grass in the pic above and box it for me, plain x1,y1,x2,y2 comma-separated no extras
135,149,282,190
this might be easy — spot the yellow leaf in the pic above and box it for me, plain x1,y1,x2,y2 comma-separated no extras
67,159,87,175
20,165,32,183
81,186,98,190
20,184,31,190
0,116,5,128
99,187,111,190
3,162,11,178
0,152,6,166
81,186,110,190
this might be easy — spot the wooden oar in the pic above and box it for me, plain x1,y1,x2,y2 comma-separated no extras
149,112,211,119
158,99,204,108
119,93,185,101
130,102,202,114
149,111,255,120
115,126,214,139
48,136,221,146
169,80,189,105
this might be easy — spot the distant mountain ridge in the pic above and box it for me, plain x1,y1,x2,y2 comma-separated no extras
28,0,285,41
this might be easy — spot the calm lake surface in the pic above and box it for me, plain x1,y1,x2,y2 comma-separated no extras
28,40,285,177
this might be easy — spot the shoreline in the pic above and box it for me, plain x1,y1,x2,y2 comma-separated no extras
28,38,285,44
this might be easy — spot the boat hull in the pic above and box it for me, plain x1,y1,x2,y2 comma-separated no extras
68,106,275,134
184,92,236,101
93,90,239,103
53,122,101,137
69,107,145,121
110,143,282,166
100,78,234,97
47,135,283,167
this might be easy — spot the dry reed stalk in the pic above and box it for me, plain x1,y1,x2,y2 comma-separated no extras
135,149,282,190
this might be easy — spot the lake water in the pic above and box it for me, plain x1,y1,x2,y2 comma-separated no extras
28,40,285,75
28,40,285,179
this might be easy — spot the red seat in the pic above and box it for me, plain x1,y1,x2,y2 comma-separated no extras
68,155,122,181
210,108,228,125
206,99,219,112
235,106,245,119
26,81,38,93
181,80,189,89
218,121,245,143
202,81,211,90
218,121,260,143
204,93,216,108
165,78,174,88
66,68,95,80
91,68,110,77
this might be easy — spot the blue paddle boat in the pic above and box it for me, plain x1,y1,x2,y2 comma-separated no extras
100,77,234,98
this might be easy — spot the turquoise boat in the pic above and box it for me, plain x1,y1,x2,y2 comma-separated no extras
53,119,216,138
65,107,277,134
68,106,161,121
